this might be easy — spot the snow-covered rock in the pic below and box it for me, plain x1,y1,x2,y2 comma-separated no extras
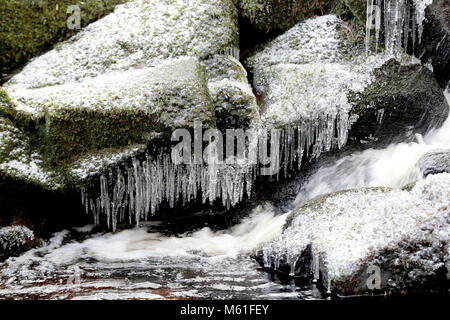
418,151,450,177
246,15,448,168
255,173,450,295
0,116,60,190
0,226,37,260
203,55,260,130
5,0,239,89
0,0,263,230
3,57,215,166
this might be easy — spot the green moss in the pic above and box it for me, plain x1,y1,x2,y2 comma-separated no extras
344,0,366,26
330,0,367,26
202,55,248,83
210,84,259,130
349,59,441,116
4,58,216,167
0,0,125,77
238,0,334,32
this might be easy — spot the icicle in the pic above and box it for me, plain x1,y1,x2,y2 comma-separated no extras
368,0,432,55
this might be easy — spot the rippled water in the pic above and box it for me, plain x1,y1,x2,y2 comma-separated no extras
0,207,323,300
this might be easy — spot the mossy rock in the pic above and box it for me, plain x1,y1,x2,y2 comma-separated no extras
4,57,216,166
5,0,239,88
208,80,259,131
0,0,125,78
238,0,334,33
204,54,260,131
202,54,248,83
343,0,366,26
330,0,366,26
348,59,449,148
0,115,61,190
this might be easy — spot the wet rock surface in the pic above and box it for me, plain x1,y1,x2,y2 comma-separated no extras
348,59,449,149
237,0,332,33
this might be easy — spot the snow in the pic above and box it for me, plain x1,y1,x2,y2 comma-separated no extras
6,57,210,121
0,118,60,189
247,15,390,173
6,0,238,89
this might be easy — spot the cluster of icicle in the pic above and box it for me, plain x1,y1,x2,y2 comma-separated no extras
82,153,257,231
81,111,352,230
365,0,432,54
261,245,330,292
276,111,352,178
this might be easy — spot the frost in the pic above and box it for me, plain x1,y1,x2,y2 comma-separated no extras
247,15,390,172
70,145,147,181
83,153,257,231
6,0,238,89
0,226,34,251
5,57,212,126
0,118,60,189
246,15,348,68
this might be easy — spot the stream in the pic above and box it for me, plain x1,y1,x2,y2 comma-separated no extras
0,90,448,300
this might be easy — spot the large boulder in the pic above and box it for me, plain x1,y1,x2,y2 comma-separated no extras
347,59,449,148
246,15,448,168
255,173,450,296
3,57,215,166
5,0,239,89
0,0,262,231
0,0,124,78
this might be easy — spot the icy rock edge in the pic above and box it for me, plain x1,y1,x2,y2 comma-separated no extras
256,173,450,296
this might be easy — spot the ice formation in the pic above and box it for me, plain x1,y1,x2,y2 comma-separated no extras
365,0,433,54
294,88,450,205
247,15,390,175
82,152,257,231
261,173,450,281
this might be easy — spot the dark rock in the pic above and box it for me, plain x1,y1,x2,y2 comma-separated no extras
414,0,450,88
348,59,449,149
238,0,333,33
418,151,450,176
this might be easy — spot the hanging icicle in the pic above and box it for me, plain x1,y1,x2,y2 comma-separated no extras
366,0,433,55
